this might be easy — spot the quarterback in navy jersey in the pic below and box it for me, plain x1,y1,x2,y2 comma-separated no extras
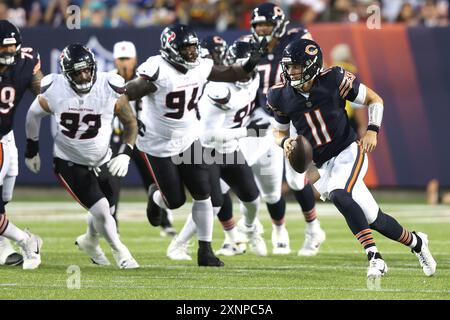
243,2,325,256
270,38,437,281
0,20,43,269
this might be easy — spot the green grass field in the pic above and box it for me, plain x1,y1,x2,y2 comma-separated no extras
1,200,449,300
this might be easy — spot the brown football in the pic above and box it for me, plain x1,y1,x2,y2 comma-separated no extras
288,135,313,174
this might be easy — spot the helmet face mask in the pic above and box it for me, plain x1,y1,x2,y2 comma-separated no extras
160,24,200,69
60,44,97,94
0,20,22,66
281,39,323,90
251,3,288,43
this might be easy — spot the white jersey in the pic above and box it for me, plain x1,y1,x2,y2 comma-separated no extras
40,72,124,166
136,55,213,157
198,74,259,154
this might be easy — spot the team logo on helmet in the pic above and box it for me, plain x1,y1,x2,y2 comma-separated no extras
305,44,318,56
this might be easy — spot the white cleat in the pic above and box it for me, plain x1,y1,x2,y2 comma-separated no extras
19,230,43,270
298,224,326,256
75,234,110,266
112,244,139,269
238,222,267,257
413,232,437,276
0,236,23,266
367,252,388,279
167,237,192,261
271,225,291,255
215,233,246,256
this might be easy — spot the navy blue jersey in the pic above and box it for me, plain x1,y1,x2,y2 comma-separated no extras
254,26,309,109
0,47,40,137
267,66,361,167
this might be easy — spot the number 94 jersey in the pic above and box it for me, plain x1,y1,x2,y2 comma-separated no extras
136,55,213,157
40,72,124,167
0,47,40,137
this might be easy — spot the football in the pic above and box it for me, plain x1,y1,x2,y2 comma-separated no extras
288,135,313,173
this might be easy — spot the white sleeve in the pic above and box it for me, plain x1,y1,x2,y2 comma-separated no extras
107,73,125,98
26,97,51,141
352,83,367,106
271,118,290,132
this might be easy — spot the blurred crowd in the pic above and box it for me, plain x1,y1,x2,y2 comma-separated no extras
0,0,448,29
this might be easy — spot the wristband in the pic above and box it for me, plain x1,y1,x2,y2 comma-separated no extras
280,136,289,149
367,125,379,134
118,143,134,157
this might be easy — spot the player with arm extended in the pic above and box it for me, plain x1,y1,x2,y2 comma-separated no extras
109,41,177,237
24,44,139,269
270,38,436,280
240,2,325,256
0,20,43,269
124,24,267,266
167,39,268,261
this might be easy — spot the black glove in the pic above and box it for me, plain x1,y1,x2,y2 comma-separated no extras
25,139,39,158
246,118,270,137
137,118,146,137
242,38,268,73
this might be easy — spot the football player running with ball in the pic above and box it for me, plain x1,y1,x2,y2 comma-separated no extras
269,38,436,280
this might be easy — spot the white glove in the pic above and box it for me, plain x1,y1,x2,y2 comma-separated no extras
25,154,41,174
107,154,130,177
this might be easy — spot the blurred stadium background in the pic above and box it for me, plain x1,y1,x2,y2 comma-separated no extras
3,0,449,201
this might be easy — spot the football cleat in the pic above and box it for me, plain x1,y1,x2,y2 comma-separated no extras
298,223,326,256
112,244,139,269
75,234,110,266
167,237,192,261
238,221,267,257
215,234,246,257
412,232,437,276
366,251,388,279
19,230,43,270
198,244,224,267
0,236,23,266
271,224,291,255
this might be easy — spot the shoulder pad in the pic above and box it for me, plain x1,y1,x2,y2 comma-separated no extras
207,86,231,106
40,73,56,94
107,73,126,94
137,56,160,81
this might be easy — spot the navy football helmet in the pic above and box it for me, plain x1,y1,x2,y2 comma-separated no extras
251,3,288,43
0,20,22,65
160,24,200,69
281,39,323,88
60,44,97,94
225,40,256,87
200,35,228,65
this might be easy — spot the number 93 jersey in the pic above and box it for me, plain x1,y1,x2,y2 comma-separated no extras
136,55,213,157
40,72,124,167
0,47,40,138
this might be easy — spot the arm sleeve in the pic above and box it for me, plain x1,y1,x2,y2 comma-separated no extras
266,88,290,130
26,97,51,141
334,66,361,102
137,57,161,82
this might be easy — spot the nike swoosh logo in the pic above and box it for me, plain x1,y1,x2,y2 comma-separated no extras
34,242,40,255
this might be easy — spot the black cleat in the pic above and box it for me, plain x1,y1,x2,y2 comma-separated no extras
4,252,23,266
146,184,163,227
198,248,225,267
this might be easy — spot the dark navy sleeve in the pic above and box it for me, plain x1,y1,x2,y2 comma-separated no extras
333,66,361,102
267,87,290,127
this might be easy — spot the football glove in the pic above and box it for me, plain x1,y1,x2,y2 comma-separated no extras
107,144,133,177
242,38,268,73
